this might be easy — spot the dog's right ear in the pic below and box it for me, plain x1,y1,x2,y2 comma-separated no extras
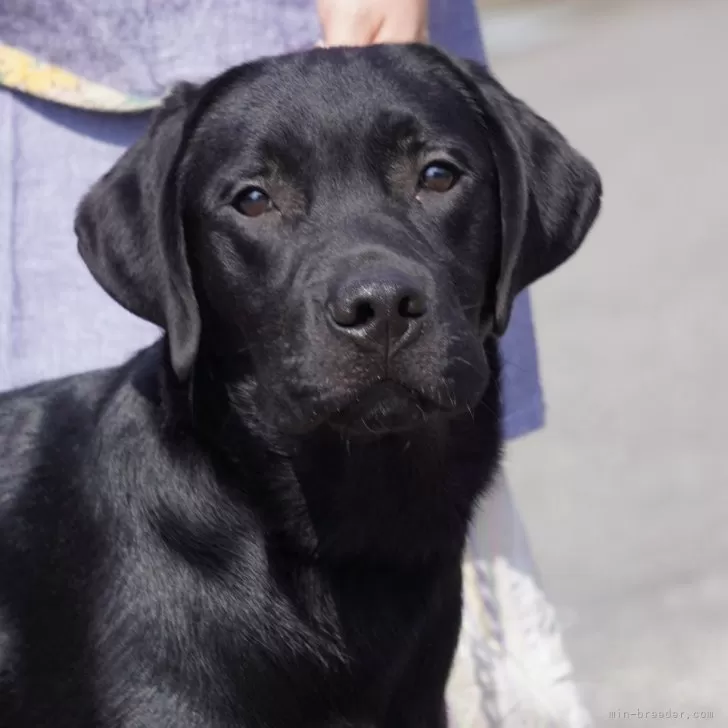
75,82,201,382
418,46,602,336
456,61,603,335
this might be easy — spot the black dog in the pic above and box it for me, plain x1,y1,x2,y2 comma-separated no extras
0,45,600,727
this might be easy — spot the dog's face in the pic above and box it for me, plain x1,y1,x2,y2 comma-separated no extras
182,50,502,435
76,45,601,436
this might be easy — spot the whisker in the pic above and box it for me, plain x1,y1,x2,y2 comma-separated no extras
460,301,483,315
450,355,483,375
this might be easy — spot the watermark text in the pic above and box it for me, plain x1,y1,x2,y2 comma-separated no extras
608,710,714,721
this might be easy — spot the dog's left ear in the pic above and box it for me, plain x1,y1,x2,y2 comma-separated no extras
75,82,201,381
452,59,602,335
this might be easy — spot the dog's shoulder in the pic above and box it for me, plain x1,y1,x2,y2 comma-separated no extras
0,370,111,508
0,346,164,515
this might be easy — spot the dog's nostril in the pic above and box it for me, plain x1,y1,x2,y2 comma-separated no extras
329,299,377,327
353,301,376,327
398,294,426,319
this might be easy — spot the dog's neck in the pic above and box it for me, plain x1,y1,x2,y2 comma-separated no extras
157,341,502,567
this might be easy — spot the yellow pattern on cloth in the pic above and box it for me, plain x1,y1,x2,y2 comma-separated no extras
0,43,159,112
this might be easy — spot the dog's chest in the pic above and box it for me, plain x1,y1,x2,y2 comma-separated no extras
222,560,438,721
108,549,443,727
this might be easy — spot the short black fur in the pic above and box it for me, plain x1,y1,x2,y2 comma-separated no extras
0,44,600,727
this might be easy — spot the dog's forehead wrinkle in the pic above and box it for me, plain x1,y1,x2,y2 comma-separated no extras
266,105,419,163
196,62,482,192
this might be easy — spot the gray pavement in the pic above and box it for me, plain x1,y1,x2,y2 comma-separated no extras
481,0,728,725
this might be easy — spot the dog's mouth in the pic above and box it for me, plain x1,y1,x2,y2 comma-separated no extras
326,380,450,436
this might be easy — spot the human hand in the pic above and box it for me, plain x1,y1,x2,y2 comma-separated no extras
317,0,428,47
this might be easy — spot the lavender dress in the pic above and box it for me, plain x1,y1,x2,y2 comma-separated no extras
0,0,543,439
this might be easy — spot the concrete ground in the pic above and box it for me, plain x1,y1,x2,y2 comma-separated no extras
480,0,728,725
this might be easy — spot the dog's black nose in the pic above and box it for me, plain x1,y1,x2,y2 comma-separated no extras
327,271,428,352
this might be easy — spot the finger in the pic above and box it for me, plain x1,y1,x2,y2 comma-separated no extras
372,10,428,44
318,3,382,47
374,22,427,44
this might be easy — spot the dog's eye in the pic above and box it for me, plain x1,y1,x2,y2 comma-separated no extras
233,187,272,217
419,162,459,193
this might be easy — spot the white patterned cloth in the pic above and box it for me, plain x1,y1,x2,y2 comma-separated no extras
447,473,592,728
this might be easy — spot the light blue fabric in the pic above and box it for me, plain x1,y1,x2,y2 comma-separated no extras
0,0,544,438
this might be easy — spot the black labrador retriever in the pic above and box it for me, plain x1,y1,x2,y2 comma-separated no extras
0,45,600,727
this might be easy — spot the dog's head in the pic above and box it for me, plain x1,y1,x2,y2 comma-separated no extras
76,45,601,437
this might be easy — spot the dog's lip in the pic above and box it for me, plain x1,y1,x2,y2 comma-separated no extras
325,379,445,435
339,379,427,411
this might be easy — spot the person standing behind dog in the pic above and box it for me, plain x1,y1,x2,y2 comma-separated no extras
0,0,590,725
